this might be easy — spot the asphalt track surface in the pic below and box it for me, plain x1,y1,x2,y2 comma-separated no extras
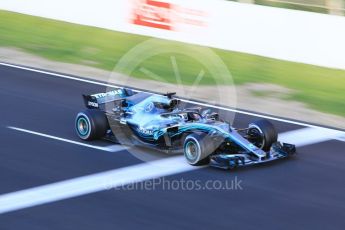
0,63,345,230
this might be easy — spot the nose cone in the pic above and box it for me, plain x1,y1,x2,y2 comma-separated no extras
252,147,267,158
211,122,230,132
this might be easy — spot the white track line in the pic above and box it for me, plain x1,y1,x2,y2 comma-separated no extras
0,127,339,214
335,136,345,142
279,127,343,147
7,126,125,152
1,62,344,134
0,156,196,214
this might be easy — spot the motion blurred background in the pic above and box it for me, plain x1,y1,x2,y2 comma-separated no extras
240,0,345,15
0,0,344,128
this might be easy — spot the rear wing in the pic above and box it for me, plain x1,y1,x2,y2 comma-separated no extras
83,88,134,109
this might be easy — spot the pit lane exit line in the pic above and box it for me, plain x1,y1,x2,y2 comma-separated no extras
0,127,341,214
7,126,125,152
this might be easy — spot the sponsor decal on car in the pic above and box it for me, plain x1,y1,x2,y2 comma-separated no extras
92,89,124,99
87,101,99,108
137,127,154,136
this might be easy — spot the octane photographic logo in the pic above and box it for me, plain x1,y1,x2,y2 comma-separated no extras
105,38,237,163
104,176,243,191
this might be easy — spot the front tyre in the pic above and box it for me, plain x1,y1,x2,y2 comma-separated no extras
75,109,109,141
183,134,213,166
247,119,277,151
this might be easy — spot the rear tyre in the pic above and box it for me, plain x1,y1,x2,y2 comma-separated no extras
247,119,277,151
75,109,109,140
183,134,214,166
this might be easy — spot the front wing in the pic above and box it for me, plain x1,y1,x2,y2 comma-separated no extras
209,142,296,169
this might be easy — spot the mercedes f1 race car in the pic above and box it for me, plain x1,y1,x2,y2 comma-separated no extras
75,88,296,169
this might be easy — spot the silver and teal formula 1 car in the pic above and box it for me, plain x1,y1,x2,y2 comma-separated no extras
75,88,296,169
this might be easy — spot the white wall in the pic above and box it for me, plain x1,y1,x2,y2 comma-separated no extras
1,0,345,70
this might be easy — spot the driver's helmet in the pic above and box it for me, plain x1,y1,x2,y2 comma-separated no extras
190,112,201,121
